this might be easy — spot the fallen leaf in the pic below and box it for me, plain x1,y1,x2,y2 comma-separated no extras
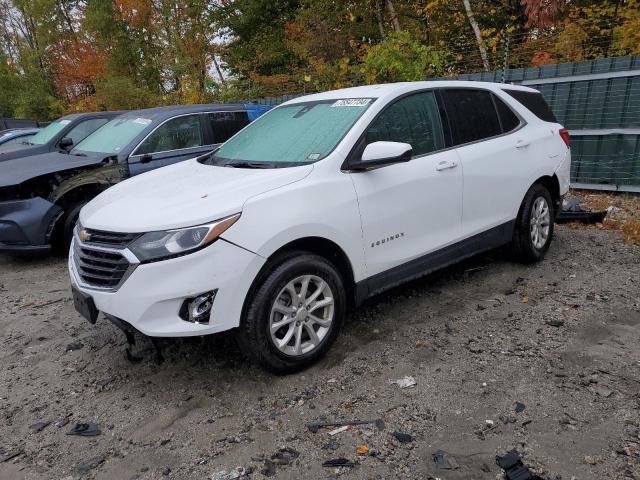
521,296,529,303
356,445,369,455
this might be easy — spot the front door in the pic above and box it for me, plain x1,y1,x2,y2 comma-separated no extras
349,91,463,280
128,114,214,176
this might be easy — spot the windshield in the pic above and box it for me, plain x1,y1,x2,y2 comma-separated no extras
72,116,152,155
27,120,69,145
207,98,373,167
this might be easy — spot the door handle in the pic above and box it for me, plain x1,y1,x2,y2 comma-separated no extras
435,160,458,171
515,139,531,149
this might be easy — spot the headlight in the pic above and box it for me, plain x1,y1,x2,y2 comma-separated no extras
129,213,240,262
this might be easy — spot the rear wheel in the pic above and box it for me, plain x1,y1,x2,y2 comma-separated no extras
510,183,554,263
236,252,346,374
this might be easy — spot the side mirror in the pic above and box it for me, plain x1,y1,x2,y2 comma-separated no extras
139,154,153,164
350,141,412,171
59,137,73,150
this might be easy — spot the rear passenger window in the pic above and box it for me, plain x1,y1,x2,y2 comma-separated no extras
441,89,502,145
503,90,557,123
365,91,444,157
493,95,520,133
135,114,203,155
208,111,249,143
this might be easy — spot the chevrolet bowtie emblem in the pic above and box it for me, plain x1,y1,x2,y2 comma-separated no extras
79,229,91,242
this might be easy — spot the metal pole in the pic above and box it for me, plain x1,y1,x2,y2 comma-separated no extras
502,31,510,83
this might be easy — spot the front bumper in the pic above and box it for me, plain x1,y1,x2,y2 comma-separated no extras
69,237,266,337
0,197,62,254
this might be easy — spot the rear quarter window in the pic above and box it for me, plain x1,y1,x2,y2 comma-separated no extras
503,90,557,123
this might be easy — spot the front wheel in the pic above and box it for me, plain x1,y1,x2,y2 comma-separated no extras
51,201,85,256
236,252,346,374
510,183,554,263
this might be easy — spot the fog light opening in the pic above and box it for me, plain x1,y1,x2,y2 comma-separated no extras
179,289,217,324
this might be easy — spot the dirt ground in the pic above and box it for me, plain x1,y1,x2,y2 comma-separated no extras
1,226,639,480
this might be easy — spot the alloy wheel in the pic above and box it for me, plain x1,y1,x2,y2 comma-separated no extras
269,274,334,356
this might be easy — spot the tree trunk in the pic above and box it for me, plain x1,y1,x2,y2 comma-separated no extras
462,0,490,71
212,55,226,84
376,0,385,38
385,0,401,32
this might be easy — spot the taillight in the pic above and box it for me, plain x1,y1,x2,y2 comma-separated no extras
559,128,570,147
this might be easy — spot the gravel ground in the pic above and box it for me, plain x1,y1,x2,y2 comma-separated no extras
1,226,639,480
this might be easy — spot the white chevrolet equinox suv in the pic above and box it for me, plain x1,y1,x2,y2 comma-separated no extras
70,81,571,373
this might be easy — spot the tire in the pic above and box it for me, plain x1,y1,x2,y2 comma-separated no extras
51,201,85,256
510,183,555,263
236,251,346,374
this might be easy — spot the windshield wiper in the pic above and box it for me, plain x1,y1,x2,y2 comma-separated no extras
71,152,87,157
224,161,272,169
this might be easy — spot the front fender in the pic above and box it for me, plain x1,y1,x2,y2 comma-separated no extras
49,163,127,204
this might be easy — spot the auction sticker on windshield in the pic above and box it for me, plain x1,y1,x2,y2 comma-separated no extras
331,98,371,107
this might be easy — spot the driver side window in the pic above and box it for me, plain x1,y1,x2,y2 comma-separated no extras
135,115,203,155
365,91,444,157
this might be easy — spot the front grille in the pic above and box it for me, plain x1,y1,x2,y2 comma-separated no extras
82,228,139,248
73,243,131,289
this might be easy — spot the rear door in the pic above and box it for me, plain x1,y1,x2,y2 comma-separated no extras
128,114,212,176
440,88,527,237
206,111,250,145
349,90,463,279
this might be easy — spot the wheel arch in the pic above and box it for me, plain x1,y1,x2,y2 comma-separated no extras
532,174,561,213
51,182,108,209
243,236,358,316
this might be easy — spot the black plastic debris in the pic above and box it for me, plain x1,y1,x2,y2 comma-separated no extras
322,458,355,468
556,196,607,224
496,451,543,480
271,447,299,465
515,402,526,413
65,342,84,352
393,431,413,443
306,418,383,433
29,421,50,434
66,422,101,437
433,450,459,470
1,450,23,462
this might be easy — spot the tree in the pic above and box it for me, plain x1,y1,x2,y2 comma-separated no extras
361,30,443,83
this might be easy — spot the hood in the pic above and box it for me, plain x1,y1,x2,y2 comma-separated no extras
81,159,313,232
0,152,105,188
0,144,42,163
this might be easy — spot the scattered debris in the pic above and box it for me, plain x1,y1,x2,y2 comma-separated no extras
328,425,350,436
306,418,383,433
393,432,413,443
515,402,526,413
270,447,299,465
211,467,247,480
0,450,23,463
322,458,355,468
65,342,84,352
557,196,607,225
390,376,417,389
496,451,543,480
545,319,565,327
432,450,459,470
66,422,101,437
29,421,50,434
521,296,529,303
356,445,369,455
75,455,106,474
